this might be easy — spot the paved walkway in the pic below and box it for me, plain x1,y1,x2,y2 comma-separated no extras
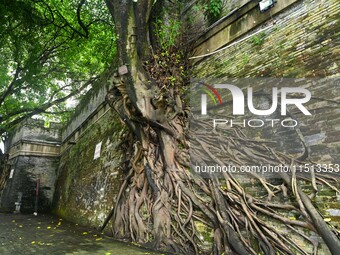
0,213,163,255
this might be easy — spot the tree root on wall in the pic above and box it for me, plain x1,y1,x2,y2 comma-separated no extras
106,90,340,255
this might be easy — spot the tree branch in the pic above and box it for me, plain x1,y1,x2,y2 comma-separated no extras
0,64,21,107
2,76,98,129
76,0,89,38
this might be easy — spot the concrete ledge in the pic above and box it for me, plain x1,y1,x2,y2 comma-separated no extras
61,84,109,142
9,151,60,159
192,0,301,62
60,102,112,155
8,142,60,159
193,0,257,48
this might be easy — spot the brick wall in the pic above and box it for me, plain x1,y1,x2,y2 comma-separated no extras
0,120,61,213
190,0,339,250
191,0,339,163
53,108,126,228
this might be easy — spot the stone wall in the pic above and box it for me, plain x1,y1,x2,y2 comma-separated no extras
52,104,127,228
0,156,60,213
5,119,61,150
0,120,61,212
191,0,338,77
184,0,252,30
184,0,293,49
1,68,127,228
50,70,127,228
191,0,339,161
61,82,110,143
0,63,128,227
190,0,339,253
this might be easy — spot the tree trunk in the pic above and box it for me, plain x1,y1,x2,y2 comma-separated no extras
105,0,176,249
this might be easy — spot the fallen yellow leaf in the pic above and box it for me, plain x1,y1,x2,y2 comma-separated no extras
82,232,88,235
324,218,331,222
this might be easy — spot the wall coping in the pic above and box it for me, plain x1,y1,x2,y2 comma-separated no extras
8,140,61,159
191,0,301,63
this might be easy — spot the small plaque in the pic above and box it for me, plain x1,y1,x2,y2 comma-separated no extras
118,65,128,75
9,169,14,179
94,142,102,160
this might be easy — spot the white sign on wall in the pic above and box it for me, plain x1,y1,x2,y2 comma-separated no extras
93,141,102,160
9,169,15,179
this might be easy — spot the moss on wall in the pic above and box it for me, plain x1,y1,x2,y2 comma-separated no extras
192,0,339,78
53,110,128,228
190,0,340,251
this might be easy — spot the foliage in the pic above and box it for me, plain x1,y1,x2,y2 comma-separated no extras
144,49,187,93
242,53,250,65
249,32,267,46
150,11,189,102
203,0,223,25
0,0,116,138
154,18,182,50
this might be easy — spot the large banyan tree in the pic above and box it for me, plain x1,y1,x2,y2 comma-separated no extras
103,0,339,254
1,0,338,254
